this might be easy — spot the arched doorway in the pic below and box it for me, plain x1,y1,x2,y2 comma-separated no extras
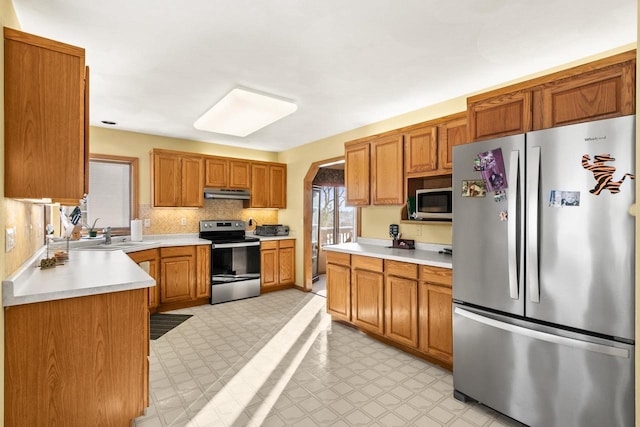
302,156,356,291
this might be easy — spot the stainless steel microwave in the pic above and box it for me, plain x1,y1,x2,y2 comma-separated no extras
415,188,453,220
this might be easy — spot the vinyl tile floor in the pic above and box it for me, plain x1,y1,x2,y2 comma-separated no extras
134,289,523,427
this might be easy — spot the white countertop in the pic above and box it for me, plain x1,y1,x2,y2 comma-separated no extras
3,248,156,307
323,238,452,269
254,235,295,241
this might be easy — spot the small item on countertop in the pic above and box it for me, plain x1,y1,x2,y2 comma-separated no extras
71,225,82,240
389,224,399,240
39,257,57,269
439,248,453,256
131,219,143,242
392,239,415,249
69,206,82,225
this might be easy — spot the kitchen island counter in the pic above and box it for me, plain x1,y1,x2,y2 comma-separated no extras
2,247,155,307
324,238,452,269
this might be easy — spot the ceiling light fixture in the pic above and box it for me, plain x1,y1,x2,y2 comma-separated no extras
194,87,297,137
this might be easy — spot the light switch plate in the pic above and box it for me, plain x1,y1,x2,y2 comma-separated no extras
143,218,151,227
5,227,16,252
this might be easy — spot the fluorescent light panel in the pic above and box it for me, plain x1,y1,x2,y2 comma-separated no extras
194,88,297,137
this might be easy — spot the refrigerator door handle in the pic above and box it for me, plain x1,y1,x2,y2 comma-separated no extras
527,146,541,303
507,150,519,300
454,307,630,358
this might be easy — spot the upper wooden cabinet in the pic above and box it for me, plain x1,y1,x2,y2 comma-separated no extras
468,50,635,141
151,149,204,207
250,162,286,208
204,157,251,189
4,28,89,204
404,125,438,175
345,142,370,206
439,114,468,170
345,133,404,206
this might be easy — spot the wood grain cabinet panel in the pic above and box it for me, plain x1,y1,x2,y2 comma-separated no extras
404,125,438,175
468,91,532,141
260,241,279,288
537,61,636,129
419,283,453,364
129,249,160,312
326,261,351,322
269,164,287,209
4,28,88,203
371,134,404,205
260,239,295,290
5,289,147,427
204,157,229,188
385,275,418,348
152,150,204,207
439,115,468,170
278,239,295,285
196,245,211,299
229,160,251,189
159,246,196,304
352,268,384,335
345,142,371,206
181,156,205,207
250,162,287,208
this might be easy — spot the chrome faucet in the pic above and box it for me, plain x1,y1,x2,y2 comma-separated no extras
104,226,112,245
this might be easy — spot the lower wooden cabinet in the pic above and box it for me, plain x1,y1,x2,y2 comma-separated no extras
260,239,295,291
5,289,148,426
130,245,211,312
326,252,351,322
325,252,453,369
351,255,384,335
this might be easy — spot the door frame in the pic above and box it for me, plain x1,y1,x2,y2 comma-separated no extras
302,156,345,291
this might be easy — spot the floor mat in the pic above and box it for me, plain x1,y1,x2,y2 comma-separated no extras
150,313,192,340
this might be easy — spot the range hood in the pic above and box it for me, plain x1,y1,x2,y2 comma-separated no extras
204,188,251,200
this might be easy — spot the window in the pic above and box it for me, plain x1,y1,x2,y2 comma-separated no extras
85,154,138,234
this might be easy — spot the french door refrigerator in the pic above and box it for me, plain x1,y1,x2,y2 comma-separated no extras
452,115,635,427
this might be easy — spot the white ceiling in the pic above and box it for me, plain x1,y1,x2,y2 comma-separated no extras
11,0,637,152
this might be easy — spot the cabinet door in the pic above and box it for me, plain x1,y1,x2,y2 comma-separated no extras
204,157,228,188
352,269,384,334
181,156,204,208
4,28,87,202
250,163,269,208
269,164,287,209
371,134,404,205
260,246,278,287
405,125,438,175
196,245,211,299
229,160,251,189
278,240,295,285
153,153,181,207
161,256,195,303
326,262,351,322
419,282,453,364
385,276,418,348
147,258,160,310
345,142,370,206
537,62,635,129
468,91,532,141
439,116,468,170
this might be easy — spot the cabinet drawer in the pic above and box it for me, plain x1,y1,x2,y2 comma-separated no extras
420,265,452,287
385,260,418,280
279,239,295,249
260,241,278,250
352,255,383,272
326,251,350,267
160,246,195,258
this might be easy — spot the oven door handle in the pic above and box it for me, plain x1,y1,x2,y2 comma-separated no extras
212,241,261,249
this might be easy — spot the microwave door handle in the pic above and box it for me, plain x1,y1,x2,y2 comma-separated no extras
507,150,519,300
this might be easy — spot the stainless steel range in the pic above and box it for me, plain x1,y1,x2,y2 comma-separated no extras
199,220,261,304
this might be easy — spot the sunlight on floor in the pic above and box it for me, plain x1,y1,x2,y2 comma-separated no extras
186,296,330,426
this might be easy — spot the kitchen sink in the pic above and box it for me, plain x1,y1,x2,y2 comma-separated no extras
72,241,157,251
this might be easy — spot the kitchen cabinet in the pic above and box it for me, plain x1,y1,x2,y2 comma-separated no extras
351,255,384,335
260,239,295,291
250,162,287,208
129,249,160,312
4,28,89,204
438,114,469,170
5,288,148,426
467,50,635,141
418,265,453,364
404,125,438,176
326,251,351,322
345,133,404,206
152,149,204,207
204,156,251,189
155,245,210,311
344,141,370,206
384,260,419,348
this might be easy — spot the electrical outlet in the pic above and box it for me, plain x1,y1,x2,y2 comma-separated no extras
5,227,16,252
143,218,151,227
415,225,422,236
181,218,187,226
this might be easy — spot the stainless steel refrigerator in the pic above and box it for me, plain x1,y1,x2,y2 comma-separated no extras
452,115,635,427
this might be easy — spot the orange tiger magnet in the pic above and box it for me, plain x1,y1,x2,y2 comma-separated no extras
581,154,635,195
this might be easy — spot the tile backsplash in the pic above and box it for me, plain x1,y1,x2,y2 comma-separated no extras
4,199,46,276
138,199,278,235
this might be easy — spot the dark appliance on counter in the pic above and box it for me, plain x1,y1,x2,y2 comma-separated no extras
254,224,289,236
199,220,260,304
